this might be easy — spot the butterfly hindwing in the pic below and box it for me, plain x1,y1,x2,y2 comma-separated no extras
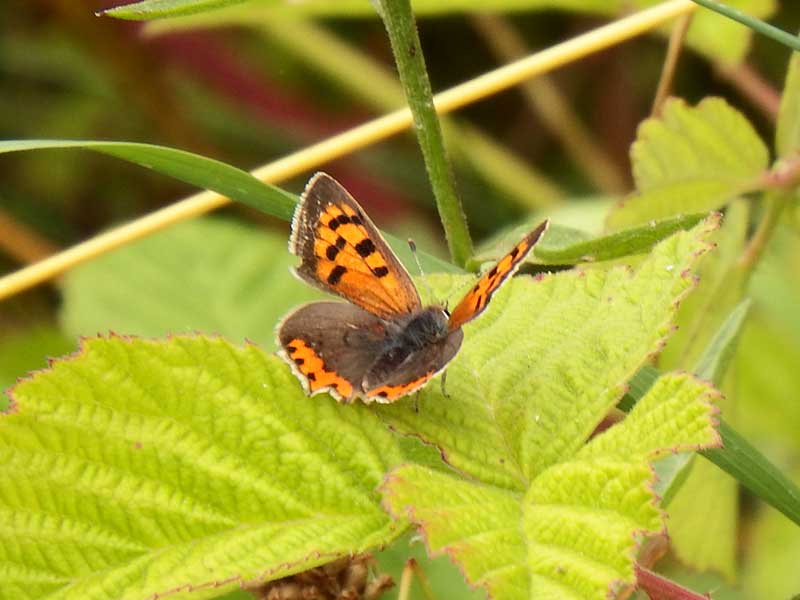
278,301,393,402
290,173,421,319
447,220,549,330
364,327,463,402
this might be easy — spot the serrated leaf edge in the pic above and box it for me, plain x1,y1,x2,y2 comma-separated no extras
4,332,407,598
3,331,223,416
383,215,720,487
379,466,509,599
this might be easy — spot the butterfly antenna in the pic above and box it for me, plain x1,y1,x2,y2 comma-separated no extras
408,238,437,304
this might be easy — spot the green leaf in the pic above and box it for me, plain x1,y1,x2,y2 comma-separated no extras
621,364,800,529
378,219,721,599
60,218,323,351
102,0,616,20
776,40,800,158
0,139,296,220
382,216,719,488
607,98,769,230
653,296,751,524
579,374,721,460
102,0,244,19
383,373,720,599
735,313,800,446
702,419,800,528
1,335,404,600
471,213,707,267
679,0,778,64
0,141,457,283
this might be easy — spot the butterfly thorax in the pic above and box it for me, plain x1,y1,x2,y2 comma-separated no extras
391,306,450,350
361,307,453,392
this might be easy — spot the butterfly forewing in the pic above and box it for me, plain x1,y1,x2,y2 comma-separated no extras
290,173,421,319
447,220,549,330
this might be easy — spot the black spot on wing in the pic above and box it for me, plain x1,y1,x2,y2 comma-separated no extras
328,215,350,231
328,265,347,285
373,266,389,278
355,238,376,257
326,245,340,260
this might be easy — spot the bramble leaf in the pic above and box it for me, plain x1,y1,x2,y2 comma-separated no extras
1,336,404,600
383,374,721,599
382,216,719,487
607,99,769,229
380,219,722,599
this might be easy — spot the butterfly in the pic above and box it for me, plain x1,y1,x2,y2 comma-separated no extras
278,172,549,404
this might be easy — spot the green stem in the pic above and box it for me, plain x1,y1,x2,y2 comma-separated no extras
378,0,473,268
690,0,800,52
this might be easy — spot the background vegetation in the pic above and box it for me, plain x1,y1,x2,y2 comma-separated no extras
1,1,799,598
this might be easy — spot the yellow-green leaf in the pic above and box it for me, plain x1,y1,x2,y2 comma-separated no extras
608,99,768,230
1,336,404,600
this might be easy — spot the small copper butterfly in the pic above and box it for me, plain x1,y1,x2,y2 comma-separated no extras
278,172,549,403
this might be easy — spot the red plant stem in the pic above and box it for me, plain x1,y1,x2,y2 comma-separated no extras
635,565,710,600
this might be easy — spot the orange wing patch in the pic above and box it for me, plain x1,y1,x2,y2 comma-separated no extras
448,220,549,330
311,201,419,318
366,371,436,403
283,338,354,400
292,173,421,319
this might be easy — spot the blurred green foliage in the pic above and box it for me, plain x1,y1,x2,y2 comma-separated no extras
2,0,800,598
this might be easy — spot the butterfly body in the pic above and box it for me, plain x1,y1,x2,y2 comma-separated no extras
278,172,548,404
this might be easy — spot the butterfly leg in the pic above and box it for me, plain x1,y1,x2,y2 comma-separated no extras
412,391,420,413
440,370,450,399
